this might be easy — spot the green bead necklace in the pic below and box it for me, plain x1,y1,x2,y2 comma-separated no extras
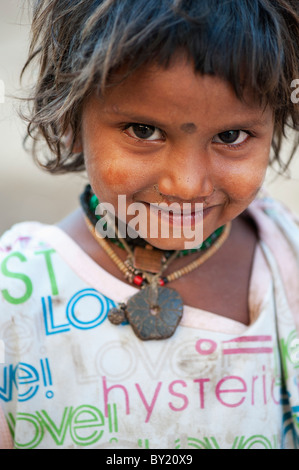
86,186,225,257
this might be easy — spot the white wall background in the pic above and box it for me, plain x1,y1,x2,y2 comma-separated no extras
0,0,298,235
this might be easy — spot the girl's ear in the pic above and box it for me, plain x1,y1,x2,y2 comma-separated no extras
62,125,83,154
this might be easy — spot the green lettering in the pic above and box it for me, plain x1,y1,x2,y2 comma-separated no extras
7,413,15,441
107,403,118,433
233,434,273,449
36,407,73,446
14,412,44,449
35,249,59,296
70,405,105,446
1,252,33,304
187,437,216,449
279,330,299,380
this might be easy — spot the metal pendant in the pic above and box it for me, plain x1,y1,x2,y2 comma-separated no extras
108,286,183,340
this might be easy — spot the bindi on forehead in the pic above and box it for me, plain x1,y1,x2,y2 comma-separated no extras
180,123,197,134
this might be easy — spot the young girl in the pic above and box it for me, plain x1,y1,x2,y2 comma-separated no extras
0,0,299,449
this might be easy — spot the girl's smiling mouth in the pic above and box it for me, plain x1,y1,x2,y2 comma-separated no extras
149,201,203,227
147,202,216,226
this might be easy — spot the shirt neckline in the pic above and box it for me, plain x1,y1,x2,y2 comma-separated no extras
36,223,269,335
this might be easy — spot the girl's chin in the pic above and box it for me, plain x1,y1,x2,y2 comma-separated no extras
125,213,205,251
138,236,203,251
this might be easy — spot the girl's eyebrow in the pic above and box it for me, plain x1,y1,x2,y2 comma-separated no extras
109,108,271,130
217,117,271,130
108,109,167,129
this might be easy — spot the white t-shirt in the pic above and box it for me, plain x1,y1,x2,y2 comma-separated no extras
0,196,299,449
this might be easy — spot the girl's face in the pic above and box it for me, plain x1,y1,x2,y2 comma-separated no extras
79,55,274,250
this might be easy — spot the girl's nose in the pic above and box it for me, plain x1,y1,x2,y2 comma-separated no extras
157,148,215,202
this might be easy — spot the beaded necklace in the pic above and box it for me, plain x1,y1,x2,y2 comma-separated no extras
83,184,225,257
80,185,231,340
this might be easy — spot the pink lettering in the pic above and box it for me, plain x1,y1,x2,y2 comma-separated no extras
135,382,162,423
222,336,273,355
262,365,267,404
195,339,217,356
216,376,247,407
102,376,130,417
193,378,210,409
168,380,189,411
251,375,258,405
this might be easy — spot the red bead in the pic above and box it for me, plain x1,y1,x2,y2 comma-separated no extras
133,275,143,286
159,278,165,286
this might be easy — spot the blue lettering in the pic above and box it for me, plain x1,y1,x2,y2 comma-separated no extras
42,289,115,336
14,363,40,402
0,358,53,403
0,365,14,401
42,296,70,335
66,289,111,330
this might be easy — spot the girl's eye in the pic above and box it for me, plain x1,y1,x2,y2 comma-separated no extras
212,130,250,146
124,124,164,141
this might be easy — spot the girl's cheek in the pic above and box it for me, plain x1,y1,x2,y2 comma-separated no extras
221,162,267,201
231,179,264,202
87,157,138,195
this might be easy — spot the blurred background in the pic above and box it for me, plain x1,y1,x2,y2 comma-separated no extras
0,0,86,235
0,0,298,236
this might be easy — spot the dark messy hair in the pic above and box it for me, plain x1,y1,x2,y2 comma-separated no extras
22,0,299,174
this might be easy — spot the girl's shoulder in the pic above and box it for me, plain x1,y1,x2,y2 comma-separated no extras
0,222,51,259
248,193,299,327
248,192,299,246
